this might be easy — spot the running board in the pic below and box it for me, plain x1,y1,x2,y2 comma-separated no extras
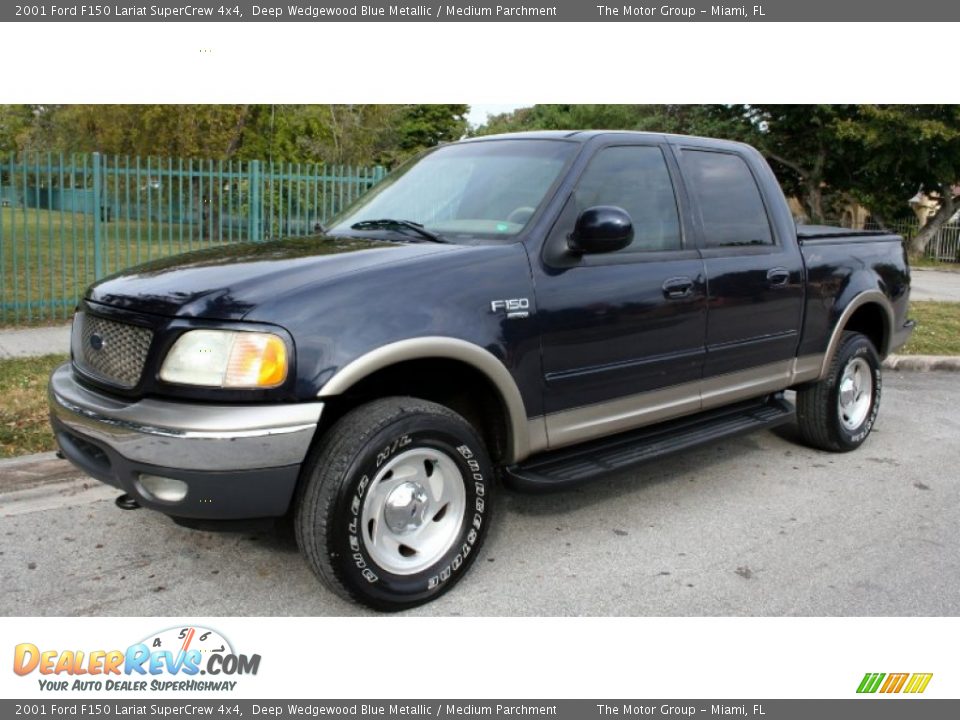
504,395,795,492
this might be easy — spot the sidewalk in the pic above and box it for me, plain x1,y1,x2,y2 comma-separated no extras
911,267,960,302
0,323,71,358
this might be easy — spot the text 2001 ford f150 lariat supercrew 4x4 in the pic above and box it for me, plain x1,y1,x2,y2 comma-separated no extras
49,131,913,610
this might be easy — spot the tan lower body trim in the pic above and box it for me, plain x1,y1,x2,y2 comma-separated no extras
544,383,701,450
526,417,550,457
791,354,823,385
701,355,821,410
540,354,824,452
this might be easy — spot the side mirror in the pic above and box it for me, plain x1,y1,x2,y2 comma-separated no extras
568,206,634,254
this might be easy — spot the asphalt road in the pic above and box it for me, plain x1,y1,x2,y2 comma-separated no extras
1,371,957,616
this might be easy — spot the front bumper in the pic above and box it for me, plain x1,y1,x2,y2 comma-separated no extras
48,363,323,519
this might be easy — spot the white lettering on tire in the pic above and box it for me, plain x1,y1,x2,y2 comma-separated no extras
845,347,881,445
426,443,486,591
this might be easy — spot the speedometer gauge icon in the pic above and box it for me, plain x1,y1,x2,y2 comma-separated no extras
139,626,234,658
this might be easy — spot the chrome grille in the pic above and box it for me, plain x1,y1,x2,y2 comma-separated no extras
71,312,153,389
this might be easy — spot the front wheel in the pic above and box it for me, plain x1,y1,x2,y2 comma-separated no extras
796,331,882,452
295,397,493,611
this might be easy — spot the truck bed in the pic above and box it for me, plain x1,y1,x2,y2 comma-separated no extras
795,225,911,362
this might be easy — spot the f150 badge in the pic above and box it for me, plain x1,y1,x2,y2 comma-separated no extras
490,298,530,319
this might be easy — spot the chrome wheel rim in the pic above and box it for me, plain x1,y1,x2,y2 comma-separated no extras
361,447,466,575
838,357,873,431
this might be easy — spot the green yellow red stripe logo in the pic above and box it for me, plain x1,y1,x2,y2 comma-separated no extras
857,672,933,694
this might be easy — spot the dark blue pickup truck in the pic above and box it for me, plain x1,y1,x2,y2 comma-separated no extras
49,131,913,610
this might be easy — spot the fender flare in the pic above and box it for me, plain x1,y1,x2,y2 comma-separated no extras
317,337,533,463
818,289,895,380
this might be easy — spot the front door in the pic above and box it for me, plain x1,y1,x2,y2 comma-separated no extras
534,142,708,449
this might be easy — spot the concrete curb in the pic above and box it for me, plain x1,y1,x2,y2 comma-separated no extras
0,451,83,493
883,354,960,372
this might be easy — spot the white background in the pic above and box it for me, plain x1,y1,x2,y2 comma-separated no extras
1,22,956,103
1,20,957,701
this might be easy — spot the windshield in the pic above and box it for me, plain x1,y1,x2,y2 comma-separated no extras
329,140,576,240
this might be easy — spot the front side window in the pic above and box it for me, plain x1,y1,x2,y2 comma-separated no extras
329,140,576,240
573,145,682,253
680,150,773,247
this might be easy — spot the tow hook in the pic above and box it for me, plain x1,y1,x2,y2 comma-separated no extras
115,494,141,510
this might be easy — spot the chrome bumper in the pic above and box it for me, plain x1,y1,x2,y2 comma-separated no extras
48,363,322,472
48,363,323,518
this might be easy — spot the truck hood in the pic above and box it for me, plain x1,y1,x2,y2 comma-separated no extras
86,235,457,320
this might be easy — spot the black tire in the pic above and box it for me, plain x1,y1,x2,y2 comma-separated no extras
295,397,494,611
796,331,882,452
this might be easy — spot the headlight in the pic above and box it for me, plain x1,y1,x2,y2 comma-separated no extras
159,330,288,388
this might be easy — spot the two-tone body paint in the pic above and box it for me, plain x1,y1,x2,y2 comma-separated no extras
78,130,913,466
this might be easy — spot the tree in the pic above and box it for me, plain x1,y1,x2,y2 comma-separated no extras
246,105,398,166
0,105,34,154
833,105,960,254
26,105,253,158
392,104,468,158
474,104,754,140
286,104,468,167
0,104,468,168
740,105,862,224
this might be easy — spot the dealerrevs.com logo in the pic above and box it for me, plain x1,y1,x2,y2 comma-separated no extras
13,626,261,693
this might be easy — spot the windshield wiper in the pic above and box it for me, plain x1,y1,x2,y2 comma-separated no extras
350,219,448,243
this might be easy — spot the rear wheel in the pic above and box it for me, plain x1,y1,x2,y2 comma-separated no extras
796,331,882,452
295,397,493,611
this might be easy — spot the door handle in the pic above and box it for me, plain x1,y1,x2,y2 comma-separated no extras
767,267,791,287
662,276,695,299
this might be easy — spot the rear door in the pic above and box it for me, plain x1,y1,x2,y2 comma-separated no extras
534,140,708,448
675,146,805,407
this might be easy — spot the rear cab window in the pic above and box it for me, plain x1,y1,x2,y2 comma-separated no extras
680,149,773,248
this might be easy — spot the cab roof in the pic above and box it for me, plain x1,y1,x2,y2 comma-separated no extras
461,129,752,152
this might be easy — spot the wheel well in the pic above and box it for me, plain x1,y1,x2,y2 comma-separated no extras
842,303,889,356
316,358,511,462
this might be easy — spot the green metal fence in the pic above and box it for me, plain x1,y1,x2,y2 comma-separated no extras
0,153,387,325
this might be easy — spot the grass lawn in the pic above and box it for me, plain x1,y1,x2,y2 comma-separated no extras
0,354,68,458
901,301,960,356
